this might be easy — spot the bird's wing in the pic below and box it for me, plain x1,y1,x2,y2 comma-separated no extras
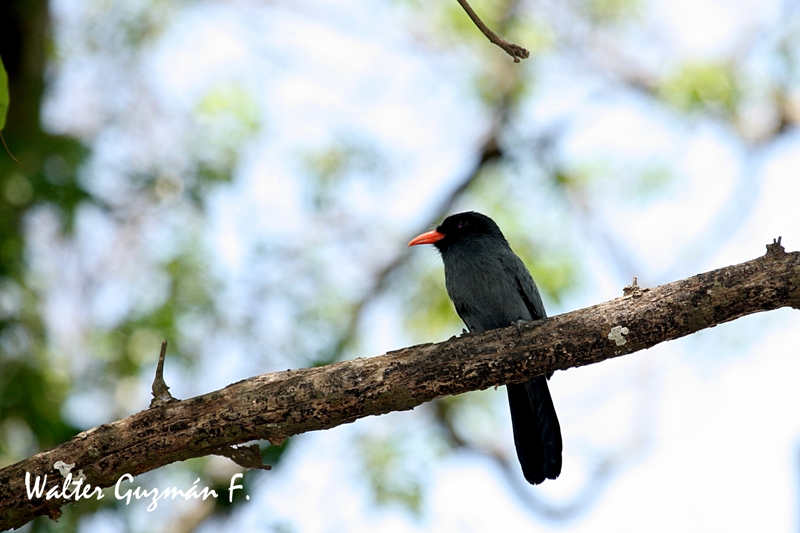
502,251,552,380
501,251,547,321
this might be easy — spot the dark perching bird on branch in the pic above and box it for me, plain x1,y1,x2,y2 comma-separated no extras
409,211,562,484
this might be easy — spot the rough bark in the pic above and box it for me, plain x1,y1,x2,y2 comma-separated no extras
1,241,798,530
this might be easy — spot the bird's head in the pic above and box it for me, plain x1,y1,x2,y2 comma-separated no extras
408,211,506,252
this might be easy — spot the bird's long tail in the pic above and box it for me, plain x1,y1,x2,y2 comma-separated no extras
506,376,562,484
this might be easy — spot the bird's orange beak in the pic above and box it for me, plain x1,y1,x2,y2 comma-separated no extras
408,229,446,247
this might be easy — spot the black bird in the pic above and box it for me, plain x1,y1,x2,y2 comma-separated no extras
408,211,562,485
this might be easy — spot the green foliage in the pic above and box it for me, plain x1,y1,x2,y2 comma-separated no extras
405,265,464,341
359,433,423,514
261,439,292,466
192,82,262,183
433,388,503,449
302,139,382,210
442,0,503,40
98,246,220,382
0,360,78,459
584,0,642,24
517,246,577,305
0,1,92,487
555,158,675,208
660,62,740,115
195,83,260,139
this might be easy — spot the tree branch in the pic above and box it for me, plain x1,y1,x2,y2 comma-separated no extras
455,0,530,62
2,241,798,530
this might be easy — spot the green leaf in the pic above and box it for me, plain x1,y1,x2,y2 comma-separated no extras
0,54,8,131
660,61,739,115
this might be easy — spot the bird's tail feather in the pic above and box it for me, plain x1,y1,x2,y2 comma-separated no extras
506,376,562,485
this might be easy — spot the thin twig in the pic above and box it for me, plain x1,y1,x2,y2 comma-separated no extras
0,132,19,164
150,340,178,407
455,0,529,62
